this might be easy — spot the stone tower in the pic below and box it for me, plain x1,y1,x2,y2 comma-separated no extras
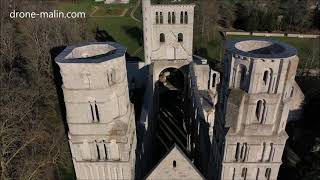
55,42,136,180
221,39,300,180
142,0,195,64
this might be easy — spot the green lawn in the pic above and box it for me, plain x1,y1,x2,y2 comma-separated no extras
89,17,143,59
226,35,320,69
56,0,144,60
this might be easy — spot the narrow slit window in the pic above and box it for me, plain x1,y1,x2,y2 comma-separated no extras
184,11,188,24
172,12,176,24
212,73,217,88
173,160,176,168
95,101,100,122
263,70,269,85
156,12,159,24
90,103,95,122
96,141,100,160
103,140,108,160
168,12,171,24
160,12,163,24
235,142,240,161
180,11,184,24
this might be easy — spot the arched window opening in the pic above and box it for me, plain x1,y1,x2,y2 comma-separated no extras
241,168,247,178
178,33,183,42
269,143,274,162
90,103,95,122
212,73,216,88
237,65,247,89
173,160,176,168
160,33,165,42
180,11,184,24
168,12,171,24
256,100,266,123
103,140,108,160
240,143,247,161
184,11,188,24
95,101,100,122
172,12,176,24
263,70,269,85
96,141,100,160
265,168,271,180
256,168,260,180
156,12,159,24
160,12,163,24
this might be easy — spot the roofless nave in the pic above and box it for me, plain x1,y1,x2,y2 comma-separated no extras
54,0,305,179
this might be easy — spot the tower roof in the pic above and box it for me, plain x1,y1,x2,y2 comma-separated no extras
225,38,297,59
145,144,204,180
55,41,126,64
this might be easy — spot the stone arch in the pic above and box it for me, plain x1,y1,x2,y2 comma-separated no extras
158,67,184,90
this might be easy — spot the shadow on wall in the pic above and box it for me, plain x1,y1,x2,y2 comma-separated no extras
50,46,68,135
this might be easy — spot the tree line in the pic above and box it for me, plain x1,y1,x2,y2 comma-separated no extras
0,0,93,179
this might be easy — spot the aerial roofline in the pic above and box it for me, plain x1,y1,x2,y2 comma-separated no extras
54,41,127,64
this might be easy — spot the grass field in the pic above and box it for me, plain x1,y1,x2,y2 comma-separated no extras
56,0,144,60
225,35,320,69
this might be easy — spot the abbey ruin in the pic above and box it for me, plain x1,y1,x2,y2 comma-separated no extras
54,0,305,179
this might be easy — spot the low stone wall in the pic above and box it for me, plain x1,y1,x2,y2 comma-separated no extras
224,31,320,39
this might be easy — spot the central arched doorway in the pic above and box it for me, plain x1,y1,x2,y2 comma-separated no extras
153,67,188,162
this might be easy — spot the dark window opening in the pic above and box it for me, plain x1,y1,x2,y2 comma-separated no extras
178,33,183,42
160,12,163,24
172,12,176,24
160,33,165,42
96,141,100,160
184,11,188,24
180,11,183,24
95,101,100,122
156,12,159,24
90,103,95,122
168,12,171,24
103,140,108,160
263,70,269,84
212,73,216,88
241,168,247,178
173,160,176,168
235,142,240,161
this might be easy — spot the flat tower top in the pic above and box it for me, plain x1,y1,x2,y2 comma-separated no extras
225,39,297,59
55,42,126,64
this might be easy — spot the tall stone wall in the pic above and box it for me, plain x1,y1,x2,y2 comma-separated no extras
55,42,136,180
220,39,303,180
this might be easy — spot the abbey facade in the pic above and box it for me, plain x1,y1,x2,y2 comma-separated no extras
54,0,304,179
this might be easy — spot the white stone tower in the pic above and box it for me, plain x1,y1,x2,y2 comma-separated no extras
55,42,136,180
221,39,300,180
142,0,195,64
